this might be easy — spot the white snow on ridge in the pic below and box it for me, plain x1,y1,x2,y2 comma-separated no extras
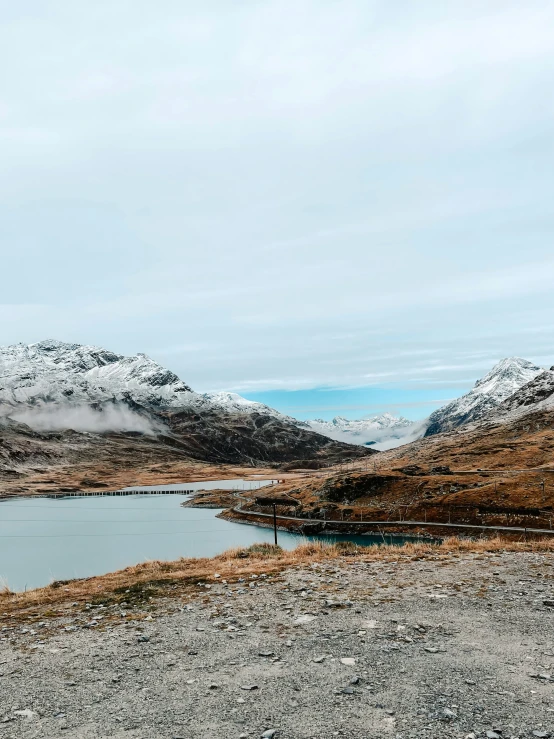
201,391,291,420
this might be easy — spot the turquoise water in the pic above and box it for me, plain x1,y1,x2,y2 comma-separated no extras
0,479,422,592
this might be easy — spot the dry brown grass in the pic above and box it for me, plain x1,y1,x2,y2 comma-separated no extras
1,536,553,619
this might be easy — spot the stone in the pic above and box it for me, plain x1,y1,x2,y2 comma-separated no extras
294,615,316,625
240,684,258,691
424,647,439,653
261,731,277,738
532,732,550,738
313,656,325,663
340,657,356,666
14,710,37,720
486,732,501,739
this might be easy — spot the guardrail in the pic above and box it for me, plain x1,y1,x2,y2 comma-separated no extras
230,495,554,536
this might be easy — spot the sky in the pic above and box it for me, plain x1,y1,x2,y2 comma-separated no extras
2,1,554,421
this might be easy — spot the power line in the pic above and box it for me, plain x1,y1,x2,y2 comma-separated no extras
0,518,223,523
0,528,244,539
0,504,213,510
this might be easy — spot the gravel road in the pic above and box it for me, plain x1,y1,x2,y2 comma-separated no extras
1,551,554,738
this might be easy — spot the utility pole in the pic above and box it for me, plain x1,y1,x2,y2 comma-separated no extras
273,504,278,546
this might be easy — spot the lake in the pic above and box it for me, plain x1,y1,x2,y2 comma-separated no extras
0,479,420,592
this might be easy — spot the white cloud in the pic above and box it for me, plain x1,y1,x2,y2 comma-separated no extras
1,1,554,396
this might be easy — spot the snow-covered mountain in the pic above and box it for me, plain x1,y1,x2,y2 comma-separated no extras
0,340,376,468
0,340,288,432
307,413,419,449
424,357,543,436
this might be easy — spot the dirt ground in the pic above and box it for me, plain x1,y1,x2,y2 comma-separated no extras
1,548,554,738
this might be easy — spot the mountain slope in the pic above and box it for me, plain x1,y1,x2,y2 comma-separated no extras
495,367,554,416
424,357,543,436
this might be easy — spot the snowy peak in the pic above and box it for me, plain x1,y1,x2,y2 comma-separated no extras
425,357,543,436
473,357,542,397
0,340,293,433
307,413,418,449
0,340,193,409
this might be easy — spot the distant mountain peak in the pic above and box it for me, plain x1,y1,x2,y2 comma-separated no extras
306,412,418,449
425,357,543,436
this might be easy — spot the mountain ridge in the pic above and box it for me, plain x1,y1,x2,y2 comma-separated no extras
424,357,543,436
0,340,373,475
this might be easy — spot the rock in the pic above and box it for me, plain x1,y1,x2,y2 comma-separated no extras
424,647,439,653
532,732,551,738
258,651,274,657
313,656,325,663
294,615,316,625
240,684,258,691
341,687,354,694
261,730,277,738
441,708,457,720
137,635,149,643
14,710,37,720
340,657,356,666
209,683,219,689
486,732,501,739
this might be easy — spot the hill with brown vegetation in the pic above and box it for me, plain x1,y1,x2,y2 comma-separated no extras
227,406,554,533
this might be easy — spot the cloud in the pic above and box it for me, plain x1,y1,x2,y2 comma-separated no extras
7,403,162,435
1,1,554,402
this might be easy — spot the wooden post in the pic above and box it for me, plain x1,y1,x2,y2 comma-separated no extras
273,504,278,546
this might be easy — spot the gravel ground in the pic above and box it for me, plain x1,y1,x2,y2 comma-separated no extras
1,551,554,738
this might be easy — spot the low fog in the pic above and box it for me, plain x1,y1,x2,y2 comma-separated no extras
309,420,427,451
6,403,162,435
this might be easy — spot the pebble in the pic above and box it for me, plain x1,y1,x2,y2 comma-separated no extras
340,658,356,666
240,684,258,691
261,731,277,738
13,709,37,720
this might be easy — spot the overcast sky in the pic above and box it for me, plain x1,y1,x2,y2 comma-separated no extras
2,1,554,420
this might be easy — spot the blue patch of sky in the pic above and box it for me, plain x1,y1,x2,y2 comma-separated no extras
242,384,472,422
